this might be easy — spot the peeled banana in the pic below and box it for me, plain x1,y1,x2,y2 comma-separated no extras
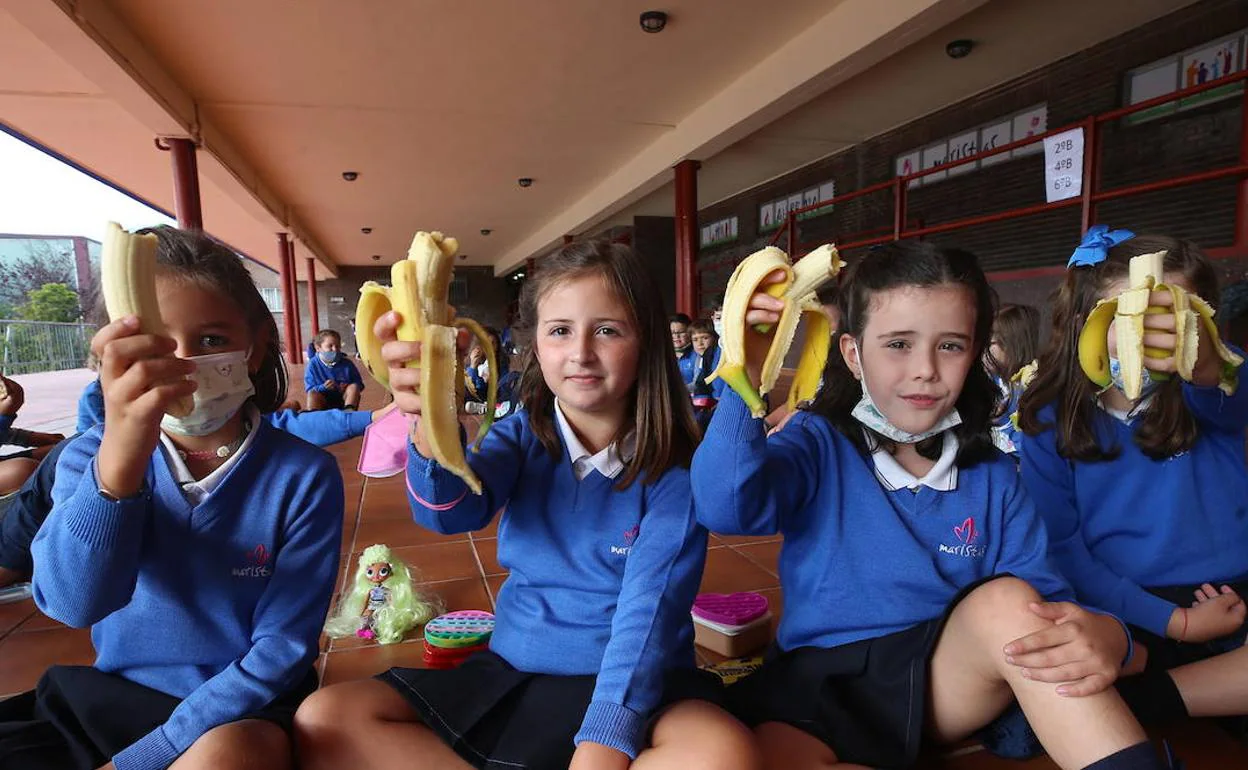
353,231,497,494
1077,250,1242,398
709,244,844,418
100,222,193,417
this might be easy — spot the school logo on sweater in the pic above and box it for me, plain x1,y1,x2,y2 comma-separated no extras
232,543,273,578
938,517,986,559
610,525,640,556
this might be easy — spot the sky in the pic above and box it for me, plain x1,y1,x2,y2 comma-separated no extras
0,128,174,242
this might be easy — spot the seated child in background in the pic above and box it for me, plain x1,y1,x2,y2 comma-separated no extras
305,329,365,411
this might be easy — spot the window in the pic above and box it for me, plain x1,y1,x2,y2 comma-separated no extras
260,287,283,312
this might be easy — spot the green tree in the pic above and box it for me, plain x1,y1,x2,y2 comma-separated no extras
20,283,81,323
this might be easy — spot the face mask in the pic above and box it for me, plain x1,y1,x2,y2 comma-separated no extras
849,340,962,444
318,350,341,365
1108,356,1162,401
161,349,255,437
713,318,725,338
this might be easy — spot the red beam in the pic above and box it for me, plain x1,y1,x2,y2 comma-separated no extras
277,233,297,365
306,257,320,337
902,198,1083,240
166,138,202,230
285,237,303,363
1080,116,1098,233
1091,165,1248,203
674,160,700,317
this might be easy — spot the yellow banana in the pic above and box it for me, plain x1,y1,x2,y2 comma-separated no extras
353,231,497,494
1077,250,1243,398
354,283,393,390
710,244,844,418
785,303,832,411
100,222,193,417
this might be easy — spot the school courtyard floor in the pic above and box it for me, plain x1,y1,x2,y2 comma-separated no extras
0,365,1244,768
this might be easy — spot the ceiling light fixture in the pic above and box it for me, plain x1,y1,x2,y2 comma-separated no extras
517,178,533,188
480,228,492,236
371,255,381,261
640,11,667,33
342,171,359,181
946,39,974,59
361,227,373,234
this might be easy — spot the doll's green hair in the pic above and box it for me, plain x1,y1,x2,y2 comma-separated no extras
324,544,440,645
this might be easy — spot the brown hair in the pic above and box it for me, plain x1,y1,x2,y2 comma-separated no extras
516,240,700,487
688,318,715,337
315,329,341,346
141,226,288,413
1018,234,1220,461
989,304,1041,381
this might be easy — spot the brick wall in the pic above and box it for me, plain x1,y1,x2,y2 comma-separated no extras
696,0,1248,317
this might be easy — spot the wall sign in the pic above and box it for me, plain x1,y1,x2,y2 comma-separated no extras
894,104,1048,188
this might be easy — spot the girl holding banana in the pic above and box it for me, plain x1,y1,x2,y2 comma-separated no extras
693,241,1168,770
295,240,757,770
0,226,344,770
1019,230,1248,733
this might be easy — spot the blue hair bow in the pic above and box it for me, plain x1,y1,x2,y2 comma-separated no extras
1067,225,1135,268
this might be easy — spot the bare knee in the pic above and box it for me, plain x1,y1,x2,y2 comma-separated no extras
958,578,1045,630
172,719,290,770
295,680,414,737
306,392,327,411
0,458,39,494
648,700,761,770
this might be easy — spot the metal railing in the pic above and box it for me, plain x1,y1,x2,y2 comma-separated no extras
0,320,95,375
765,67,1248,280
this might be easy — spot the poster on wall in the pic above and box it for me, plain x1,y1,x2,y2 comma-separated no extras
1043,127,1084,203
947,131,979,176
1180,36,1241,110
1128,60,1181,122
1012,106,1047,157
896,151,921,189
759,203,776,232
979,121,1012,167
921,143,948,183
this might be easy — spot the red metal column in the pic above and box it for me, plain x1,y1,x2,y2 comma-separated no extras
893,179,906,240
166,138,203,230
674,159,700,317
286,237,303,362
306,257,320,337
1080,116,1099,234
1236,86,1248,250
277,233,298,364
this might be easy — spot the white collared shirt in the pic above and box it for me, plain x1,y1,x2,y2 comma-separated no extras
869,429,960,492
553,399,636,481
160,404,261,505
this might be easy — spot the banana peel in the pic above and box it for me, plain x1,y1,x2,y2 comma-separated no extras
100,222,194,417
1077,250,1243,398
353,231,497,494
709,244,844,418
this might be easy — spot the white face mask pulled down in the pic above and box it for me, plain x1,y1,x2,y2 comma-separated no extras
849,340,961,444
160,348,255,437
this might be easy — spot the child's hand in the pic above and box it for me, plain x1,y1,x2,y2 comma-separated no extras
1169,584,1246,642
323,378,338,391
741,269,787,386
0,375,23,417
1105,290,1179,370
370,401,398,422
1002,601,1128,697
93,316,196,498
374,311,470,458
569,741,631,770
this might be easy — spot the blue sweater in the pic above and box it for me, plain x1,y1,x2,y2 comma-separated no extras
304,354,364,394
676,347,697,387
1020,371,1248,637
0,413,12,445
405,410,707,758
693,391,1074,651
32,423,344,770
75,378,372,447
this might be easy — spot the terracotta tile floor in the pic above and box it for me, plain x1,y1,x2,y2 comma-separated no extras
0,365,1244,767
